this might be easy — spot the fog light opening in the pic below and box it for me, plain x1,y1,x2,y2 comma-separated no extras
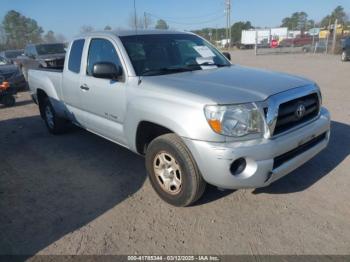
230,158,247,176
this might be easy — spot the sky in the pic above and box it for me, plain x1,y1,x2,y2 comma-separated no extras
0,0,349,41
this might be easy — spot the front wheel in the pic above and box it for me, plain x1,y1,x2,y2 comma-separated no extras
145,134,206,207
1,95,15,107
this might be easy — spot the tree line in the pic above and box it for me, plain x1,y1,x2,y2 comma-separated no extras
1,6,348,51
281,6,348,30
193,5,349,44
0,9,170,51
0,10,66,51
80,14,169,34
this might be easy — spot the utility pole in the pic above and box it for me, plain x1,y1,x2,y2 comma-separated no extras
133,0,137,30
144,12,148,29
325,19,331,54
312,21,316,48
225,0,231,50
332,19,338,54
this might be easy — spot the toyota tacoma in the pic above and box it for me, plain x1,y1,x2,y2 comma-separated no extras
28,30,330,206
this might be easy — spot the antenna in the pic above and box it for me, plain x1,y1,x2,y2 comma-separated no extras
133,0,138,33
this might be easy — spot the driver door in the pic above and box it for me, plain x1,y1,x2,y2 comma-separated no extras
79,37,127,145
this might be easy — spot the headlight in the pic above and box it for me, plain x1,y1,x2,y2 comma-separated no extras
204,103,264,137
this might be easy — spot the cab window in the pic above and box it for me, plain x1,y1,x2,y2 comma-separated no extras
87,38,122,77
68,39,85,73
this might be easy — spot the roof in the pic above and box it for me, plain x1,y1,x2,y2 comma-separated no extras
78,29,193,38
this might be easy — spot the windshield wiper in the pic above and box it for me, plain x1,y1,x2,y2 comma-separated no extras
185,62,231,68
141,67,197,76
140,62,231,76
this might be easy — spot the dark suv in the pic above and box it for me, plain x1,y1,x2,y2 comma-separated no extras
341,37,350,62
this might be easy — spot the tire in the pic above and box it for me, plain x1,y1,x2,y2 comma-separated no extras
42,98,69,134
341,51,348,62
145,133,206,207
1,95,15,107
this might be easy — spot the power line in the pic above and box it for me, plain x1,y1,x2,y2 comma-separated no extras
144,10,224,21
147,12,224,26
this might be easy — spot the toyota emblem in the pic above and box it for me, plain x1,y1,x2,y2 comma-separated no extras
295,103,306,119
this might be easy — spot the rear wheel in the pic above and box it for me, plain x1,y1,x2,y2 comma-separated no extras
145,134,206,207
1,95,15,107
42,98,69,134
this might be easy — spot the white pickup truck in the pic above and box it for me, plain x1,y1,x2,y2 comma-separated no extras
28,30,330,206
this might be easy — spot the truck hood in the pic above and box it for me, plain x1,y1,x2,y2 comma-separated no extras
142,65,313,104
0,64,19,78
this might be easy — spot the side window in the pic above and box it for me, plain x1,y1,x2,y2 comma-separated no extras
30,46,36,58
32,46,38,57
24,46,30,57
68,39,85,73
87,38,122,76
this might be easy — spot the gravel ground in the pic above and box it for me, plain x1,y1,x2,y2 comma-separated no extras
0,51,349,256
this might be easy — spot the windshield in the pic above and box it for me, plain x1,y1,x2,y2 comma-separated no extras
0,56,9,65
120,34,230,76
36,43,66,55
5,50,23,59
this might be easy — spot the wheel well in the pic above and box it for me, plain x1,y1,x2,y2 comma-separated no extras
136,121,173,155
37,89,48,118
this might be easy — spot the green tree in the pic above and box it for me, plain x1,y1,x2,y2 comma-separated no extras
231,21,254,43
320,6,348,27
155,19,169,30
80,25,94,34
104,25,112,31
43,30,57,43
281,12,313,31
2,10,43,49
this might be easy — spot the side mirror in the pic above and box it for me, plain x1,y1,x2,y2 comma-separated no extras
222,52,231,61
92,62,122,80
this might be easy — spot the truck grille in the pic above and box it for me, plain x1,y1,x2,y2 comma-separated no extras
273,93,320,135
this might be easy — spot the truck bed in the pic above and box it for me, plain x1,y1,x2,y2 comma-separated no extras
28,68,63,101
32,67,63,73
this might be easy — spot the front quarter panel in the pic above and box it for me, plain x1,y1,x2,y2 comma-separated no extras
124,85,225,152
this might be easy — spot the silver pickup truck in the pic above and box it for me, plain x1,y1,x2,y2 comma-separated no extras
28,30,330,206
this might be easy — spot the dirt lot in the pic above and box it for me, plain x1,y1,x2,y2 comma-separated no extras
0,51,349,256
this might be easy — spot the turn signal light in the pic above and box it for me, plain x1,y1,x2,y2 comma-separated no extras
0,81,10,90
208,119,222,133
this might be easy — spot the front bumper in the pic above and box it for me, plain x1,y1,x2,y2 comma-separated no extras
182,107,331,189
10,75,27,90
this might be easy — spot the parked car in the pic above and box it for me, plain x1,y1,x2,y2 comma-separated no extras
279,36,315,47
341,37,350,61
0,55,27,91
0,49,24,63
28,30,330,206
0,75,16,107
16,43,66,80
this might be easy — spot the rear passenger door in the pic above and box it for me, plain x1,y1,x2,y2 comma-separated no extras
62,39,87,126
79,37,127,145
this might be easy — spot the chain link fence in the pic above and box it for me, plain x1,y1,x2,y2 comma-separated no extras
238,28,347,56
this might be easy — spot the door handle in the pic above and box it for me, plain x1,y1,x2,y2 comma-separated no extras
80,84,89,91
